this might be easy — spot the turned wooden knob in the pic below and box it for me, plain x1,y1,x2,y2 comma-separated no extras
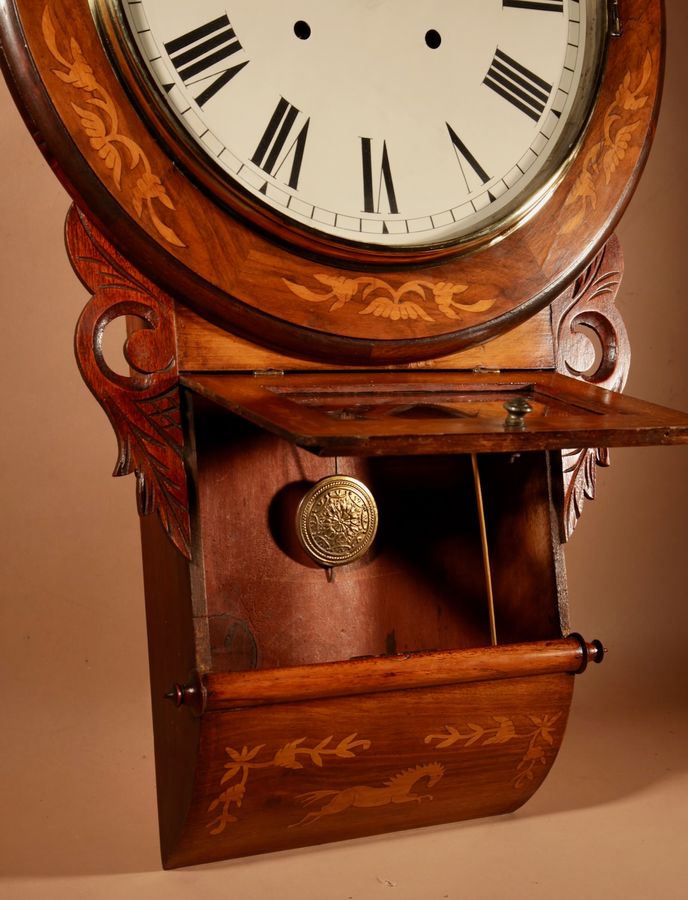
165,672,205,715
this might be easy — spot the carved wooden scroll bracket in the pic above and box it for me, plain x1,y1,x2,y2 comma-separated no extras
552,234,630,540
67,205,191,558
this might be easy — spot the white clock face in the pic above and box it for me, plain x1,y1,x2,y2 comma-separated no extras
112,0,604,251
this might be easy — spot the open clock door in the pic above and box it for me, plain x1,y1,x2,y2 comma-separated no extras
182,371,688,455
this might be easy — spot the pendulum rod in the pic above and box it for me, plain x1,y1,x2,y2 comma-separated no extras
471,453,498,647
325,455,340,583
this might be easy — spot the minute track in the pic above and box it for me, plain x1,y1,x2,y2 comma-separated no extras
118,0,600,251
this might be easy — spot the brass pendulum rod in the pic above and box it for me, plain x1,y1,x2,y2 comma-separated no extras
471,454,498,647
325,456,340,583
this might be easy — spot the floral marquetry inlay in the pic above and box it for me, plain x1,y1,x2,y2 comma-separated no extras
41,5,184,248
284,275,496,324
560,53,652,235
425,712,563,789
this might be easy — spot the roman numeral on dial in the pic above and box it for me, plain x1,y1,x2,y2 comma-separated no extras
502,1,564,11
251,98,310,190
361,138,399,214
164,15,248,108
483,49,552,122
446,125,491,193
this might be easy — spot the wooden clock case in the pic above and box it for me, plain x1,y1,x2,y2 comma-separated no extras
2,0,687,869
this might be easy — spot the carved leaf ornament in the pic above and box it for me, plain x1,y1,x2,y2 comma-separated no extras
552,236,629,539
68,208,191,557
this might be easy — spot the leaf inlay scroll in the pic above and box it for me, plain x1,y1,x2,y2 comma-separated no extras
42,6,185,248
284,275,495,324
425,712,563,789
560,54,652,235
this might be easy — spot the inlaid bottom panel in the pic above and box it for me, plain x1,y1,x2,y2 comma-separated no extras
162,671,574,867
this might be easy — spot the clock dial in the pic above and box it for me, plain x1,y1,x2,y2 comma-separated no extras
105,0,604,253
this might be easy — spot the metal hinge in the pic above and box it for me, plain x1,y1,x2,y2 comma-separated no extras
609,0,622,38
252,369,285,377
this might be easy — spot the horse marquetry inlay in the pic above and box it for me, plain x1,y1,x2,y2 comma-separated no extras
207,733,371,835
294,763,446,827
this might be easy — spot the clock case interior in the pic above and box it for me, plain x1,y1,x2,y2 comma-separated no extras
2,0,686,871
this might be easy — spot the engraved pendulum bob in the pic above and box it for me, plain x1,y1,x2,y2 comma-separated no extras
296,475,379,569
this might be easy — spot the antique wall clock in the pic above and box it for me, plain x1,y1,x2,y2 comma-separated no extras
2,0,687,869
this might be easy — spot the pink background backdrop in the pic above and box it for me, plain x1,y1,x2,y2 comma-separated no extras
1,4,687,897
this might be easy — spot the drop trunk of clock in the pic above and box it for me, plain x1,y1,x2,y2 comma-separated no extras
3,0,687,871
142,405,581,867
64,211,688,868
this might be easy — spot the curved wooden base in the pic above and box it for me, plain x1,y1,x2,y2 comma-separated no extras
161,666,576,868
139,493,589,868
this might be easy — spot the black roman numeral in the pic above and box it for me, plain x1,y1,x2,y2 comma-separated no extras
446,124,491,193
502,1,564,11
251,98,310,190
361,138,399,215
483,49,552,122
164,15,248,108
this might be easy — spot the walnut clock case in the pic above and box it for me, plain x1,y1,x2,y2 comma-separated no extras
2,0,687,869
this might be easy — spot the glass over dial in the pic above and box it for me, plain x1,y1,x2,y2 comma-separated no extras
107,0,605,253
